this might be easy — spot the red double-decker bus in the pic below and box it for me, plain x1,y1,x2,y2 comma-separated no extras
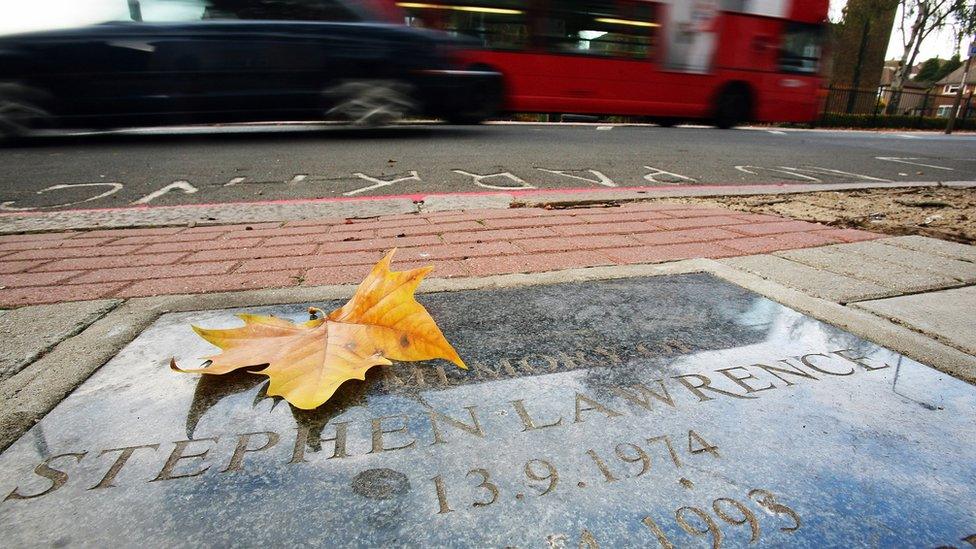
388,0,827,127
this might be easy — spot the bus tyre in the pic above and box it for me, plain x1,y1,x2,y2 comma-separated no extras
713,86,751,129
446,113,490,125
0,83,50,144
447,68,502,125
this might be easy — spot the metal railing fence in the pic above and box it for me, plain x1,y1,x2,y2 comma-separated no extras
822,84,975,123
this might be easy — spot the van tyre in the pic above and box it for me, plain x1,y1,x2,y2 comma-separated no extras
0,83,50,143
324,80,417,127
713,85,751,129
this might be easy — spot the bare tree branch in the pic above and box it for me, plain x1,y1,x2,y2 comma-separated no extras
887,0,973,113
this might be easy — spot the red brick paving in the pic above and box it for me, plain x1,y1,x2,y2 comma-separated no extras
718,232,843,255
0,203,882,307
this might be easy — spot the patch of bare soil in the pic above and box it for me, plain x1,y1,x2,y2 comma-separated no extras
669,187,976,245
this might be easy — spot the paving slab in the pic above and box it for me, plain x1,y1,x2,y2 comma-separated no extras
882,235,976,263
720,254,890,302
829,240,976,282
0,274,974,547
419,193,514,212
0,300,119,381
774,245,958,292
0,198,420,233
853,285,976,355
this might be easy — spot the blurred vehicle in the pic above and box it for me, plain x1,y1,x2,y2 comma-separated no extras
394,0,828,127
0,0,502,141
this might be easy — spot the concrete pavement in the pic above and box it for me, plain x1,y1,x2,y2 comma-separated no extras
0,196,974,452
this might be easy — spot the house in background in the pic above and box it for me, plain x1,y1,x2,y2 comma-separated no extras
879,59,924,86
879,80,932,115
933,58,976,118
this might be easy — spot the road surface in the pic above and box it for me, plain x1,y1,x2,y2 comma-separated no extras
0,123,973,212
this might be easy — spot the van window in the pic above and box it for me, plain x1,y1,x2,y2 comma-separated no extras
135,0,207,21
130,0,361,22
203,0,360,21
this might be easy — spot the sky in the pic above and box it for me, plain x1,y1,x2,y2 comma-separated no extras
829,0,963,61
0,0,969,62
0,1,201,35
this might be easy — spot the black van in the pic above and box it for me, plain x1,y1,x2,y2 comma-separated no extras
0,0,502,140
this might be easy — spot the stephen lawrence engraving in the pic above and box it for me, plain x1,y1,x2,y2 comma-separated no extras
3,347,887,501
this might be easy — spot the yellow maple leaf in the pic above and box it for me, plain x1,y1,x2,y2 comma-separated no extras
172,249,466,409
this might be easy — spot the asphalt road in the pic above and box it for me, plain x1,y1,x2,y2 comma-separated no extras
1,123,974,212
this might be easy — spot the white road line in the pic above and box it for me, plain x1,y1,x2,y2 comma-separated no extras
767,130,787,135
643,165,697,183
786,166,892,182
596,126,613,130
1,183,124,211
452,170,535,190
344,171,421,196
734,166,821,182
875,157,954,171
536,168,616,187
131,181,198,205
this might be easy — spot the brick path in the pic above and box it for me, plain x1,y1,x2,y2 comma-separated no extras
0,202,880,307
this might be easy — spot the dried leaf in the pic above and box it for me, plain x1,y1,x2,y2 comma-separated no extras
172,249,465,409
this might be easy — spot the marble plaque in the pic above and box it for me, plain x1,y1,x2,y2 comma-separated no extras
1,274,974,548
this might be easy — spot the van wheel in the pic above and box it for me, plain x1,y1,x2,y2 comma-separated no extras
713,85,751,129
0,84,50,143
324,80,417,127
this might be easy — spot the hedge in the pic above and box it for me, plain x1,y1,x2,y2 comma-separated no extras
504,112,976,130
811,112,976,131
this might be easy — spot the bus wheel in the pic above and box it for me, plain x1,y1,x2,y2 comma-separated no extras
654,117,679,127
713,85,751,129
0,84,50,144
445,112,490,125
446,65,502,125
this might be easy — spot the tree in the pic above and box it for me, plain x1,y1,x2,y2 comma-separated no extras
886,0,972,113
952,1,976,55
935,54,963,80
913,56,944,81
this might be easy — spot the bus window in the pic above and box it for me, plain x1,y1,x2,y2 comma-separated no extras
398,1,529,50
779,22,823,74
541,0,657,60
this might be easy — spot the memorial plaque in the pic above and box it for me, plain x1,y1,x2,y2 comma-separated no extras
1,273,974,547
